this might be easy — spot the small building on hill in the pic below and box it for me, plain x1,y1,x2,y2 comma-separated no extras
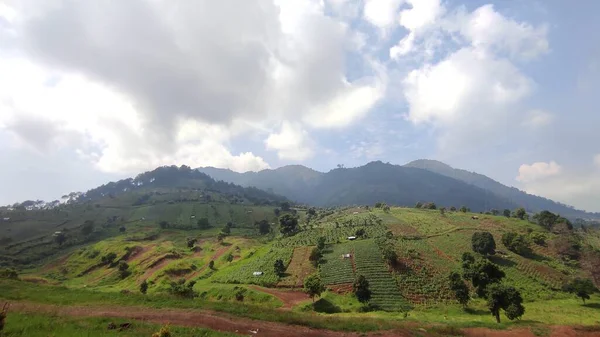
252,271,263,276
342,253,351,259
347,236,356,240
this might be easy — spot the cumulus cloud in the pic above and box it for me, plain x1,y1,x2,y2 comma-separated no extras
0,0,384,176
522,109,554,128
516,161,562,183
265,122,313,161
517,157,600,212
363,0,404,29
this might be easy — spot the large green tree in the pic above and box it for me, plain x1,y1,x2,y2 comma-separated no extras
279,214,298,236
462,252,505,297
448,272,470,307
274,259,286,278
471,232,496,255
486,284,525,323
501,232,531,256
304,274,326,303
353,275,371,303
563,278,598,304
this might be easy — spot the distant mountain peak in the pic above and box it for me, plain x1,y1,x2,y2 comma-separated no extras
405,159,454,170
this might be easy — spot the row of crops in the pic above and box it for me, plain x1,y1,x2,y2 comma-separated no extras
351,240,411,311
319,243,355,285
272,223,388,248
211,246,293,287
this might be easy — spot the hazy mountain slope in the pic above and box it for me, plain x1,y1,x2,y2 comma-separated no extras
200,161,516,210
405,159,600,219
198,165,323,202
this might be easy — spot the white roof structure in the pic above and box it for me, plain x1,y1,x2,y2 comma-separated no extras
347,236,356,240
252,271,263,276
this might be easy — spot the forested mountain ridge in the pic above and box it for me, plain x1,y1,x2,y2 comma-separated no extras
199,161,600,220
405,159,600,220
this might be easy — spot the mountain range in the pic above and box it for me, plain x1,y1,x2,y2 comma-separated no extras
199,160,600,220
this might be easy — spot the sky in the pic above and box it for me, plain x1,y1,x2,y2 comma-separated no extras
0,0,599,212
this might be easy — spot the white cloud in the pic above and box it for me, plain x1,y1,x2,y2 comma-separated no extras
403,48,531,125
265,122,314,161
517,158,600,212
0,0,386,179
363,0,404,29
458,5,549,60
522,109,554,128
516,161,562,183
389,0,444,57
594,154,600,169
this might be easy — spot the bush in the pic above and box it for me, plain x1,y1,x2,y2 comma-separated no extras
140,279,148,294
471,232,496,255
501,232,531,255
0,268,18,280
152,325,172,337
169,279,197,298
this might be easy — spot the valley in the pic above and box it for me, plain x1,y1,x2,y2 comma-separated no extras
1,165,600,336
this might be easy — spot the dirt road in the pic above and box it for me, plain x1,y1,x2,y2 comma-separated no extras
8,301,600,337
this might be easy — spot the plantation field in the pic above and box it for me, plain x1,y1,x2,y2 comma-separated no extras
319,242,355,285
278,246,316,288
352,240,411,311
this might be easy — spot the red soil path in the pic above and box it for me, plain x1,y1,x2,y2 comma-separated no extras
248,285,310,310
185,245,230,281
8,301,599,337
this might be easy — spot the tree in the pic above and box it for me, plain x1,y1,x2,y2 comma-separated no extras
280,202,291,211
383,205,391,212
0,268,18,280
448,272,470,307
503,209,511,217
563,278,598,304
486,284,525,323
221,225,231,235
317,237,326,251
197,218,210,229
353,275,371,303
208,260,215,269
450,206,457,211
472,232,496,255
274,259,286,277
119,226,126,233
118,261,130,279
308,208,317,216
81,220,94,236
382,246,398,266
355,228,366,238
279,214,298,236
491,209,499,216
501,232,531,255
256,220,270,235
159,221,169,229
415,202,423,209
101,252,117,265
274,208,281,217
186,238,198,249
140,279,148,294
304,274,326,302
309,247,322,267
169,278,197,298
460,206,468,213
54,232,67,246
514,208,526,220
440,207,446,216
225,252,234,263
462,252,505,297
423,202,437,210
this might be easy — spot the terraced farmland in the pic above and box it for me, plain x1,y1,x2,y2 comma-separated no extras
278,246,317,288
319,243,355,285
352,240,411,311
211,246,293,287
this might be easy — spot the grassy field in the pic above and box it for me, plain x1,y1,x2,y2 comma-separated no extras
1,312,236,337
3,203,600,332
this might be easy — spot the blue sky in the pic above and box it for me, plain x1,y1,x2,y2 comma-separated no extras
1,0,599,212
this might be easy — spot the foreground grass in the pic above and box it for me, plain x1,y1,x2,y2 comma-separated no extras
0,280,397,332
2,312,236,337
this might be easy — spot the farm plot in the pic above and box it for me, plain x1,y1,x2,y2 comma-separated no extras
278,246,316,288
352,240,411,311
211,246,293,287
272,224,388,249
319,243,355,285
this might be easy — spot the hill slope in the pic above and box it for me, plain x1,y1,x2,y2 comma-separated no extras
405,159,600,220
200,161,516,211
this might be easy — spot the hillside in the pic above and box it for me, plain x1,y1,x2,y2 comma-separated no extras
405,159,600,220
3,204,600,334
0,165,287,267
199,161,517,211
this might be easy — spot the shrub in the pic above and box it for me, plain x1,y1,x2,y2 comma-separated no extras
501,232,531,255
0,268,18,280
472,232,496,255
140,279,148,294
152,325,172,337
169,279,197,298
